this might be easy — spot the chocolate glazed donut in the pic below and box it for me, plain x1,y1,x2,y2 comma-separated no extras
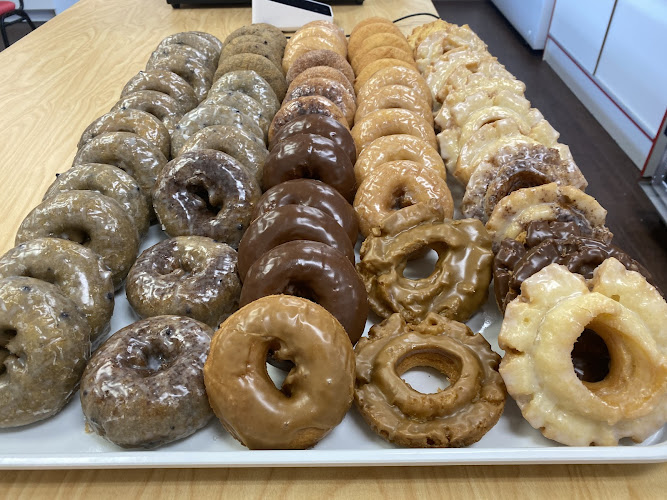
240,240,368,345
237,204,355,280
262,133,356,202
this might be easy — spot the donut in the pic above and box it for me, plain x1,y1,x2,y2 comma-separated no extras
350,17,394,36
354,160,453,237
152,150,260,249
354,134,445,185
0,277,90,428
355,33,412,61
290,21,346,47
189,31,223,52
354,58,418,94
237,204,355,280
240,240,368,344
357,65,432,108
223,23,287,53
282,36,348,73
126,236,241,328
348,23,403,61
204,90,271,137
407,19,458,50
178,125,268,183
112,90,183,136
354,313,506,447
16,191,140,290
499,259,667,446
44,163,151,237
283,77,356,127
78,108,170,160
351,46,416,75
208,69,280,119
214,53,287,100
262,133,356,202
252,179,358,243
287,66,355,104
121,70,199,114
351,108,437,153
150,40,217,74
268,95,349,143
268,113,356,163
157,32,221,67
414,24,487,69
354,84,432,125
145,49,214,102
219,36,283,69
80,316,213,448
0,239,113,346
204,295,355,449
285,49,355,87
357,202,493,323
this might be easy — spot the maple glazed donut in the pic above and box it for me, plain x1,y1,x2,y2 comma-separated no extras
354,313,506,447
80,316,213,449
126,236,241,328
268,95,350,144
351,108,437,153
122,70,199,114
204,295,355,449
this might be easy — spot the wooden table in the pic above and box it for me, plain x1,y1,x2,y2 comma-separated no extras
0,0,664,497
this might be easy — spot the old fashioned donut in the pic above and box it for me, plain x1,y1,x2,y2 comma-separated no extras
351,108,437,153
358,65,432,109
283,77,356,127
252,179,358,243
354,313,506,447
348,22,403,61
499,260,667,446
122,70,199,114
152,150,260,249
204,90,271,137
0,239,113,346
285,49,354,86
145,49,214,102
126,236,241,328
237,204,355,280
209,69,280,119
0,277,90,428
78,108,170,160
214,53,287,100
112,90,183,136
354,84,432,125
240,240,367,344
353,160,453,237
149,42,217,74
262,133,356,202
204,295,355,449
283,36,348,73
16,191,140,289
179,125,268,183
157,32,221,67
354,135,445,185
268,95,349,143
357,203,493,323
44,163,151,237
354,58,417,94
223,23,287,52
220,35,283,69
287,66,355,104
351,46,416,75
80,316,213,448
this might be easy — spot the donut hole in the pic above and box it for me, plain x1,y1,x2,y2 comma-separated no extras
283,280,318,304
390,186,416,211
265,341,295,397
396,350,459,394
497,169,550,200
187,181,221,215
571,328,611,383
0,329,17,376
124,341,175,376
402,244,445,280
58,227,92,246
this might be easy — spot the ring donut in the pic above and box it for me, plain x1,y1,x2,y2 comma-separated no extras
204,90,271,137
285,49,355,86
351,46,416,75
149,41,217,74
358,65,432,108
121,70,198,114
112,90,183,136
351,108,437,153
268,95,349,143
290,21,346,47
354,58,417,94
220,36,283,69
157,32,221,66
283,36,348,73
214,53,287,100
354,84,432,125
209,69,280,118
287,66,355,104
283,77,356,127
146,49,214,102
191,31,223,52
351,32,412,63
348,22,403,61
223,24,287,53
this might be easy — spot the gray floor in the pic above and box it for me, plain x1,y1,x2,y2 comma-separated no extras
0,17,42,51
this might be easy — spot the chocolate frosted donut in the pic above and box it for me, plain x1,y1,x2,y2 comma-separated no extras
80,316,213,449
153,150,260,249
157,32,221,67
240,240,368,344
112,90,183,136
268,95,349,143
0,277,90,428
0,238,114,345
146,48,214,102
268,114,356,163
122,70,198,114
283,77,356,127
285,49,354,86
262,133,356,202
237,204,355,280
126,236,241,328
252,179,358,243
16,191,140,290
209,69,280,120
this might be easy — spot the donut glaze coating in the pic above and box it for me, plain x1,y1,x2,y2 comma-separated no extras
209,69,280,119
262,133,356,202
148,43,216,74
152,150,260,249
282,36,348,73
287,66,356,106
237,204,355,280
80,316,213,449
0,277,90,428
126,236,241,328
354,58,417,94
240,241,368,345
146,48,214,102
354,84,433,126
252,179,358,243
157,32,221,67
204,90,271,137
351,108,437,153
112,90,183,136
357,65,432,108
268,95,349,144
285,49,355,86
284,77,356,127
204,295,355,449
121,70,198,114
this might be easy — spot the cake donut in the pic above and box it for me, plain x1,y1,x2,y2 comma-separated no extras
16,190,140,290
219,36,283,69
286,66,355,104
357,65,433,109
223,23,287,53
351,108,437,153
152,150,261,249
283,77,356,127
354,84,433,126
146,49,214,102
285,49,355,86
268,95,350,143
209,70,280,119
157,32,221,67
204,90,271,137
282,36,348,73
122,70,198,114
0,277,90,428
112,90,183,137
214,53,287,100
80,316,213,449
204,295,355,449
126,236,241,328
148,43,217,74
354,313,506,447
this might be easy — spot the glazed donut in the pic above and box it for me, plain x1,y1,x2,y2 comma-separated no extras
112,90,183,136
214,53,287,100
357,65,432,109
152,150,260,249
78,108,170,160
351,33,412,63
145,49,214,102
204,295,355,449
209,69,280,119
219,35,283,70
157,32,221,67
354,313,506,447
262,133,356,202
351,46,416,75
283,77,356,127
240,240,368,344
354,135,445,186
353,160,453,237
178,125,268,183
252,179,358,243
351,108,437,153
44,163,151,237
126,236,241,328
223,23,287,53
237,204,355,280
350,17,394,36
289,21,346,48
80,316,213,448
121,70,199,114
499,259,667,446
0,238,113,345
268,95,350,144
357,202,493,323
354,58,417,94
0,277,90,428
283,36,348,73
204,90,271,137
354,84,432,125
149,43,216,74
287,66,355,104
285,49,355,86
348,22,403,61
268,114,356,163
16,191,140,290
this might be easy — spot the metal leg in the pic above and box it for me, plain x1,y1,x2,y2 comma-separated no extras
0,15,9,48
21,12,37,31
